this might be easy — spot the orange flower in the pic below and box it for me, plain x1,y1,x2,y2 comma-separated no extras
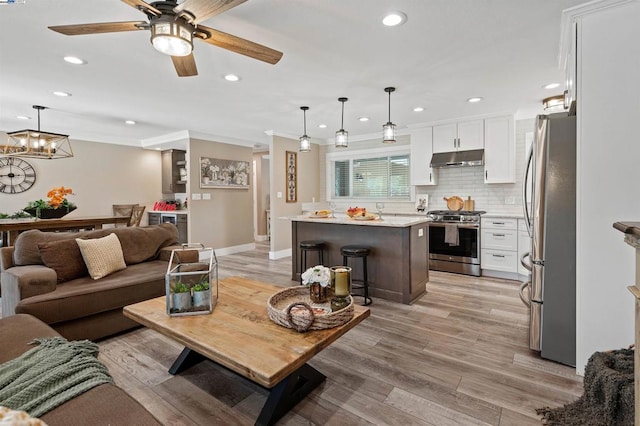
47,186,74,208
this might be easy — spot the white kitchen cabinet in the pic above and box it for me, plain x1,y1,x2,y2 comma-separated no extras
518,219,531,277
410,127,437,186
484,115,515,183
481,217,518,273
432,119,484,153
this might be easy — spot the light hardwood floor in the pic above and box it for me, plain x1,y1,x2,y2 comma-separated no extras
98,242,582,425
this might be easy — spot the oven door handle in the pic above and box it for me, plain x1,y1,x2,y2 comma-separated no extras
428,223,479,229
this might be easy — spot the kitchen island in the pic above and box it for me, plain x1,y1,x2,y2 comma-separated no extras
290,215,430,304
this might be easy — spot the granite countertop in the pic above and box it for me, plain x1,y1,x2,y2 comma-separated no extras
287,214,430,227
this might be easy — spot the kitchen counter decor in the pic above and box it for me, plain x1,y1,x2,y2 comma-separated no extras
301,265,332,303
267,286,354,332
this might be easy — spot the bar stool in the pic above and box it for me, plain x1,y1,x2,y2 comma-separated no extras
299,240,325,274
340,245,372,306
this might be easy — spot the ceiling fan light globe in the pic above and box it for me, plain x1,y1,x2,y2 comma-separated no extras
152,35,192,56
150,20,193,57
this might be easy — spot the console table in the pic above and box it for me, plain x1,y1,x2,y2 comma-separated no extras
613,221,640,426
0,216,130,247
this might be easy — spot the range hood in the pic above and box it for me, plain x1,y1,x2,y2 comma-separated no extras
430,149,484,168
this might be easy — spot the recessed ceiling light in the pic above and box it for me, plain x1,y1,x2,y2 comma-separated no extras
63,56,87,65
413,107,424,112
382,11,407,26
224,74,240,82
155,147,161,151
359,117,369,122
467,97,483,103
53,91,71,97
544,83,561,89
16,115,31,120
125,120,136,125
318,124,327,128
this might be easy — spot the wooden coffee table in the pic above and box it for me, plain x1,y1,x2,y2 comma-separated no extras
123,276,370,426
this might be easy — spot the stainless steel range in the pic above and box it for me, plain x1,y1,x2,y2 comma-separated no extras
427,210,486,276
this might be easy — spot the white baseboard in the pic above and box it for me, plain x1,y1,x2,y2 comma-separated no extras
215,243,256,256
254,234,269,242
270,248,292,260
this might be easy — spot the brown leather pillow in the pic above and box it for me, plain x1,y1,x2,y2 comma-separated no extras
38,239,88,283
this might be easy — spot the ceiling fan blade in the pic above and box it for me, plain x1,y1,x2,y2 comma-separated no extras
172,54,198,77
197,25,283,65
174,0,248,24
121,0,161,16
49,21,146,36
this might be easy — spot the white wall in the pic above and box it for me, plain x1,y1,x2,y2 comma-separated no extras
0,136,161,222
575,1,640,373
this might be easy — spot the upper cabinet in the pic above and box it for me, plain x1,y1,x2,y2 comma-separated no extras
162,149,187,194
432,119,484,153
484,115,515,183
410,127,437,186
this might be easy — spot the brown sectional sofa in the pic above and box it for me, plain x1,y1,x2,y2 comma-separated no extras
0,313,161,425
0,223,179,341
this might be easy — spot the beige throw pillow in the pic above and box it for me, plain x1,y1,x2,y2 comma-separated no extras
76,233,127,280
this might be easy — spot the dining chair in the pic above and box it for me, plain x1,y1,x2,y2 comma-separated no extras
128,205,146,227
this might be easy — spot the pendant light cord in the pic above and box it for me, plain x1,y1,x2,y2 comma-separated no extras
388,90,391,122
340,100,345,130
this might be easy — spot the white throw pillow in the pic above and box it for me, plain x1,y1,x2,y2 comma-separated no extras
76,233,126,280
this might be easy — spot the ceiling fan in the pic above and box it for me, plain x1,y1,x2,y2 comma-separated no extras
48,0,283,77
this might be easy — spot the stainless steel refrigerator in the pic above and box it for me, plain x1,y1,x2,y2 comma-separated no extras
520,112,576,367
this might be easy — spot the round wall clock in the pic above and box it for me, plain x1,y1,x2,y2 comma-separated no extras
0,157,36,194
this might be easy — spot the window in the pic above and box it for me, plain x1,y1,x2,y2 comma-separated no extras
330,151,410,199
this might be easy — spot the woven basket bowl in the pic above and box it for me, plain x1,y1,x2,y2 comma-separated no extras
267,286,354,332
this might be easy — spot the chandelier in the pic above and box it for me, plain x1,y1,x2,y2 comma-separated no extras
3,105,73,159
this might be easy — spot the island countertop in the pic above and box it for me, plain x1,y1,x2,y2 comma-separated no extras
288,215,430,227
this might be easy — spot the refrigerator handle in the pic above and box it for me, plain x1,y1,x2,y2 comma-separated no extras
519,281,531,307
522,142,534,237
520,252,532,272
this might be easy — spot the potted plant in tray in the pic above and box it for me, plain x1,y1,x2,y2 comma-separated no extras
171,282,192,312
192,278,211,309
24,186,77,219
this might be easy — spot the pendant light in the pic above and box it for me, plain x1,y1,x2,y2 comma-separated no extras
335,97,348,148
299,106,311,152
382,87,396,143
3,105,74,159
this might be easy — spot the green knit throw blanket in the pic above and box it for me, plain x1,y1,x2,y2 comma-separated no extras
0,337,113,418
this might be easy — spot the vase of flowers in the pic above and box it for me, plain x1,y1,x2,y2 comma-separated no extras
23,186,76,219
301,265,332,303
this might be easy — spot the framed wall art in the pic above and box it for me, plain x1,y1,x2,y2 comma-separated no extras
200,157,250,189
286,151,297,202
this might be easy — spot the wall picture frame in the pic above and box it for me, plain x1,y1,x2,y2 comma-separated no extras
286,151,297,203
200,157,250,189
